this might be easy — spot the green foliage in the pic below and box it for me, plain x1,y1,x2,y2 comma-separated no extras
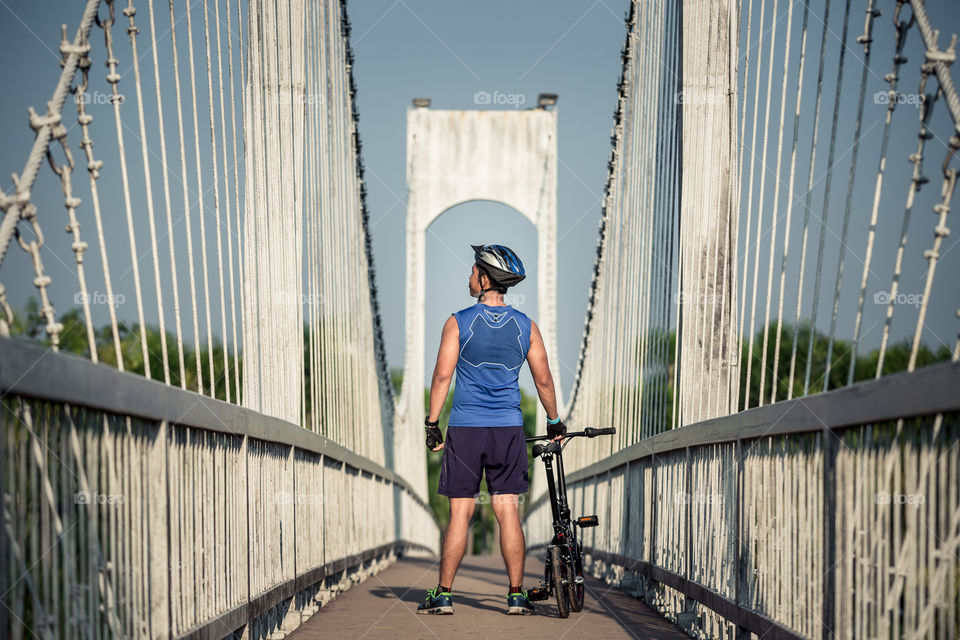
10,297,43,339
738,321,951,409
10,297,241,400
390,367,403,396
627,323,950,424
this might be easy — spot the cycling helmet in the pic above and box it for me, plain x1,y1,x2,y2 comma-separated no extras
471,244,526,288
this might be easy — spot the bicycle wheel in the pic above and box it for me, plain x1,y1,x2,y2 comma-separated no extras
550,546,570,618
566,542,584,612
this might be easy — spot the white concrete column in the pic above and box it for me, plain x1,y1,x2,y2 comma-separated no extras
678,0,739,424
242,0,305,424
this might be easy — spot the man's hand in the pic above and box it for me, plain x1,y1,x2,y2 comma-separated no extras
547,418,566,442
425,416,444,451
425,427,444,451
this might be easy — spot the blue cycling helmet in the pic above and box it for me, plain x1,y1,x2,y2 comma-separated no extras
471,244,526,289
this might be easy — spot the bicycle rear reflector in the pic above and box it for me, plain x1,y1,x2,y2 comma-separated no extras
576,515,599,528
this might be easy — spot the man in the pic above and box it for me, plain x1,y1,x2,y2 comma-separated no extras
417,244,566,616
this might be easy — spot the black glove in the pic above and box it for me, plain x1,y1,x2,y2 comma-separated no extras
424,416,443,450
547,418,566,440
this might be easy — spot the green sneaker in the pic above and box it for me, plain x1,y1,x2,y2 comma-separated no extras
417,586,453,614
506,591,535,615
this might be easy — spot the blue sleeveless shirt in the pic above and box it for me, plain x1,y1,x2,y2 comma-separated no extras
448,304,532,427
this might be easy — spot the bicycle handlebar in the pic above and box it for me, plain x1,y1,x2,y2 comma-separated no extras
525,427,616,443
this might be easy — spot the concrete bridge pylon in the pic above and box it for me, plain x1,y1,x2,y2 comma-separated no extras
396,102,559,496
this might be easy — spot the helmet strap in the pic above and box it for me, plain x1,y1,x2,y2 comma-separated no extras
476,267,498,301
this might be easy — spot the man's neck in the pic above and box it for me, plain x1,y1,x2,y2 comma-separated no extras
478,293,506,306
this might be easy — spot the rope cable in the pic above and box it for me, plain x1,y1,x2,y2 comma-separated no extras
183,0,216,395
789,0,832,398
749,0,782,407
741,0,770,409
823,0,877,390
230,0,246,402
201,0,230,400
101,0,151,376
146,0,187,386
211,0,237,402
125,0,171,384
847,6,911,384
758,0,794,406
58,36,98,360
770,0,813,402
168,0,205,393
804,0,853,394
876,63,935,375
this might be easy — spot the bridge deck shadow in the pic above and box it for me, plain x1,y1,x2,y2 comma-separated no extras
288,552,686,639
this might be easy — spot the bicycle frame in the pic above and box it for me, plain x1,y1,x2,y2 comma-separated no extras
537,441,575,546
526,428,614,616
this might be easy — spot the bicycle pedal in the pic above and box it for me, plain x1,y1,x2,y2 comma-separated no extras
528,587,550,601
577,515,599,528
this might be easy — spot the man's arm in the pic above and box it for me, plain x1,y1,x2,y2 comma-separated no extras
426,316,460,450
527,321,559,419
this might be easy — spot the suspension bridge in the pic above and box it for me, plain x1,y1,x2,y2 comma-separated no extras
0,0,958,638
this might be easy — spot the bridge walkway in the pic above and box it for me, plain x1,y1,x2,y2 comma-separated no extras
288,552,686,639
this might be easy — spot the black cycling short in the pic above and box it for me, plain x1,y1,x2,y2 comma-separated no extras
437,426,528,497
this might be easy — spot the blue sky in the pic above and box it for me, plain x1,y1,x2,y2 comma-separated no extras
346,0,629,396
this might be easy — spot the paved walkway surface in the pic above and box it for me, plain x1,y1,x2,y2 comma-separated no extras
288,552,688,639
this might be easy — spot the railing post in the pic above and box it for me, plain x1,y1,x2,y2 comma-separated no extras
648,453,658,603
323,455,329,585
605,469,612,556
734,438,747,639
290,445,297,595
153,420,170,639
623,460,630,560
1,399,8,637
243,434,251,623
166,423,175,637
684,446,692,619
822,429,837,639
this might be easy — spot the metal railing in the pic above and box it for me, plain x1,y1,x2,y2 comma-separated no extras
525,361,960,639
1,338,438,639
